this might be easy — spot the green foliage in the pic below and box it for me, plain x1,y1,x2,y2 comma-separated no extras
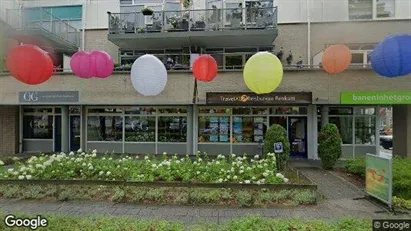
0,184,316,207
318,123,342,170
0,150,283,185
0,213,372,231
264,124,290,171
345,157,366,177
393,196,411,210
344,157,411,200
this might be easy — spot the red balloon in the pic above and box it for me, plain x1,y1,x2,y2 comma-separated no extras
6,45,53,85
193,55,218,82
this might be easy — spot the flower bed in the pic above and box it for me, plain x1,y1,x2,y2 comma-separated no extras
0,150,288,184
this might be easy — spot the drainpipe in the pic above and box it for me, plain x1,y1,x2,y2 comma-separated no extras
306,0,311,67
81,0,88,51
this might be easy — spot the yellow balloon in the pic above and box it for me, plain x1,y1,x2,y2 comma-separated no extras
243,52,284,94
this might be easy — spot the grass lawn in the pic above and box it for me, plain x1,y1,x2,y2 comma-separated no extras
0,214,372,231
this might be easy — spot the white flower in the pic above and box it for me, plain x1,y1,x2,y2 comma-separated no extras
77,148,82,153
227,175,231,179
216,161,220,165
26,175,32,180
102,157,106,160
82,163,86,167
7,168,13,173
246,167,252,171
254,155,259,159
106,171,111,176
88,166,93,170
92,149,97,154
144,156,149,160
196,171,200,175
276,173,284,179
239,170,244,174
218,178,223,183
152,164,157,168
13,171,18,176
233,175,238,180
283,178,289,183
108,157,113,161
69,151,75,156
19,167,27,172
252,176,256,180
244,180,251,184
18,175,24,180
92,153,97,158
99,171,104,176
263,172,269,177
176,160,181,164
231,154,236,158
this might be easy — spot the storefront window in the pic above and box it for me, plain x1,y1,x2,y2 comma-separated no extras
198,116,230,143
87,116,123,141
23,108,53,113
158,108,187,114
88,108,123,113
270,117,287,129
158,116,187,142
270,107,307,115
124,107,156,115
23,115,53,139
354,107,376,115
329,107,353,115
232,107,268,115
69,107,81,114
124,116,155,142
329,117,353,144
355,116,376,145
232,116,266,143
199,108,230,114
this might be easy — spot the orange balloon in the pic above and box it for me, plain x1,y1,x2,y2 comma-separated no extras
322,45,352,74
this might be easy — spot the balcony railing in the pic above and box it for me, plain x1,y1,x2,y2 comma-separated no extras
5,8,81,48
108,6,278,35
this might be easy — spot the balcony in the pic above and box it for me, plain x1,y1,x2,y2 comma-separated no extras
107,6,278,49
5,8,80,54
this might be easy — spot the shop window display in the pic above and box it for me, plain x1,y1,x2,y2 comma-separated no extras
232,116,267,143
355,116,376,145
158,116,187,142
329,117,353,144
158,108,187,114
199,108,230,114
87,116,123,141
124,116,155,142
23,115,53,139
124,107,156,115
271,107,307,115
232,107,268,115
198,116,230,143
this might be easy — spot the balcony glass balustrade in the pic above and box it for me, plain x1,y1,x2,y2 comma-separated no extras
5,8,81,48
108,6,278,34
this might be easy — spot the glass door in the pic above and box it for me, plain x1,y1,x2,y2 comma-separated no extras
288,117,307,158
70,115,81,151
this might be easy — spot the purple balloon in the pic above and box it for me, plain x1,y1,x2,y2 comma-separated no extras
90,50,114,78
70,51,93,79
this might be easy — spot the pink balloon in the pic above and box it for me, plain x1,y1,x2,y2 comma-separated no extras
70,51,93,79
90,50,114,78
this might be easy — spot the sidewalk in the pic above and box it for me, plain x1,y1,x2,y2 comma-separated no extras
0,164,408,223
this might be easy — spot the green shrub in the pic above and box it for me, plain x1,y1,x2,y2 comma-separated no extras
264,124,290,171
345,157,411,200
318,123,342,170
345,157,366,177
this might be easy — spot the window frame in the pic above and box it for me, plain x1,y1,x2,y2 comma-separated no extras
348,0,396,21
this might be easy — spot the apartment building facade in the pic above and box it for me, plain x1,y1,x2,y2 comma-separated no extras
0,0,410,159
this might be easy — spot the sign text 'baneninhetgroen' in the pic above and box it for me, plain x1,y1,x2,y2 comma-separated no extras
341,92,411,104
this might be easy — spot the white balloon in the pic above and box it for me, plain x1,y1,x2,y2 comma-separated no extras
130,54,168,96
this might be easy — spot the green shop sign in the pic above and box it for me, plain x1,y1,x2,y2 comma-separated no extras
341,92,411,104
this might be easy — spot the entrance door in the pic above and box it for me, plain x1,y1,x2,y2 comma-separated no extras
288,117,307,158
70,115,81,151
54,115,61,152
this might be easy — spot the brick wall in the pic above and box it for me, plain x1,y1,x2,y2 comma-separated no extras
0,106,19,156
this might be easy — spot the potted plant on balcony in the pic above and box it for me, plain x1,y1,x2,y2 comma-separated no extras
194,15,206,30
141,6,154,16
109,15,122,34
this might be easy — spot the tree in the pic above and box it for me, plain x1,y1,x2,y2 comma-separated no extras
318,123,342,170
264,124,290,171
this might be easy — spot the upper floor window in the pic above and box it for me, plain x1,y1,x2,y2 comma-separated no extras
349,0,395,20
